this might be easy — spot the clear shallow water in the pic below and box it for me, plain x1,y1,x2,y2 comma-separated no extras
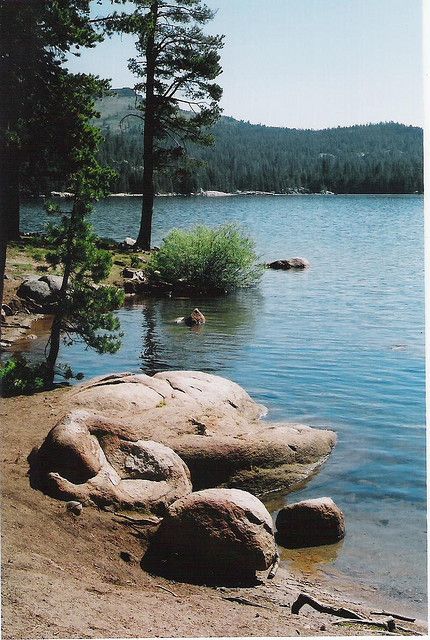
20,195,426,614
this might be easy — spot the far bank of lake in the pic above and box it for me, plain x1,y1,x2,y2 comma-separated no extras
18,194,426,615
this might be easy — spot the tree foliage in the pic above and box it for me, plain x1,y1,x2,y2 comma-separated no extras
0,0,104,314
43,111,124,385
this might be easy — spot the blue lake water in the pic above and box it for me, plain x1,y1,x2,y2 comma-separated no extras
19,194,426,614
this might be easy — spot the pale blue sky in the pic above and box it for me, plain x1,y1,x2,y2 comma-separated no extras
66,0,423,129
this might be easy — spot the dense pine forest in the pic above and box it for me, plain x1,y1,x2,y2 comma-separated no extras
97,88,423,195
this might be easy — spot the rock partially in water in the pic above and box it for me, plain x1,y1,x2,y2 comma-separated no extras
67,371,336,495
267,258,310,270
30,410,192,514
276,497,345,548
145,488,277,583
184,308,206,326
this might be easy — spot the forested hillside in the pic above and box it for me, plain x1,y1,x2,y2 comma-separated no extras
96,88,423,195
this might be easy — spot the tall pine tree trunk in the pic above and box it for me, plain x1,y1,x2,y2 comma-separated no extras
0,149,20,320
136,2,158,250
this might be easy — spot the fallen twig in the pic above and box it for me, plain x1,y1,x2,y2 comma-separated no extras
155,585,179,597
371,610,416,622
222,596,272,610
268,551,280,579
332,617,396,632
291,593,363,619
113,512,161,525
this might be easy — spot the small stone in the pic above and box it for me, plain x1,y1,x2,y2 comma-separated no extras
120,551,134,563
66,500,83,515
184,308,206,326
387,618,396,632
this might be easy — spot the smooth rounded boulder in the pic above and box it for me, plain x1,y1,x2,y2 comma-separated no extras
30,410,192,514
276,497,345,548
145,488,277,583
67,371,336,495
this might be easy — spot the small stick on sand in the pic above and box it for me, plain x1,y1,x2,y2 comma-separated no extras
222,596,272,610
371,610,416,622
155,585,179,597
268,551,280,579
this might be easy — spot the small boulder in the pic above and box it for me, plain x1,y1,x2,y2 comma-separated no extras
122,267,136,279
145,488,277,583
276,497,345,548
17,275,63,309
184,308,206,326
124,237,136,247
39,274,63,293
267,258,310,270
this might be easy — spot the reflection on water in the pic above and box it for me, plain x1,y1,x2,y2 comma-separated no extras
279,539,344,576
132,290,261,375
16,194,426,615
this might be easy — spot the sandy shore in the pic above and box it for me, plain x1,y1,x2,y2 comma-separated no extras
0,388,426,639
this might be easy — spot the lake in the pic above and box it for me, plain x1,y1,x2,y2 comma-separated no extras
19,194,426,614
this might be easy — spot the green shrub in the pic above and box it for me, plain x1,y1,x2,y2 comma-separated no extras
0,356,47,396
0,356,85,396
147,224,263,293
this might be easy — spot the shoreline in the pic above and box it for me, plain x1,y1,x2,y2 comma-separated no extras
46,190,423,199
1,389,427,638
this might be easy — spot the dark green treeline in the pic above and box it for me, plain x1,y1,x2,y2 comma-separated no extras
97,88,423,195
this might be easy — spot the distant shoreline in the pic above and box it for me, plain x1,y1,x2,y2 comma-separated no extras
47,190,423,199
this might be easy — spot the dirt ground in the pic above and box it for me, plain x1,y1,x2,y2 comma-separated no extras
1,388,427,639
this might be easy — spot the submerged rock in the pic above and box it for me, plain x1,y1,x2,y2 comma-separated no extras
30,410,192,514
145,488,277,583
276,497,345,547
267,258,310,270
66,371,336,495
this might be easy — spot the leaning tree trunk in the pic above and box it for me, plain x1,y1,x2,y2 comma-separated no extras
44,200,78,387
136,3,158,251
0,149,21,327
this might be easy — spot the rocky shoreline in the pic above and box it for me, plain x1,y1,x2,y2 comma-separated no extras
1,387,426,638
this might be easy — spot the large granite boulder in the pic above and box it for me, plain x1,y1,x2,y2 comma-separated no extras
145,488,277,583
276,497,345,547
17,275,63,310
30,410,192,514
65,371,336,495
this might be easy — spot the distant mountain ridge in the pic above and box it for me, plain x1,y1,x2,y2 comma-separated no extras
96,88,423,194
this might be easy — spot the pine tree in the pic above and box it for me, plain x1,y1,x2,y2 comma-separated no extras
107,0,223,248
0,0,102,313
43,75,124,387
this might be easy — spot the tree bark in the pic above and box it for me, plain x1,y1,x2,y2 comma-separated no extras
0,148,21,316
136,2,158,250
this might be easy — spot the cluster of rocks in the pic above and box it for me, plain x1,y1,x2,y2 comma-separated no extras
30,370,343,583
